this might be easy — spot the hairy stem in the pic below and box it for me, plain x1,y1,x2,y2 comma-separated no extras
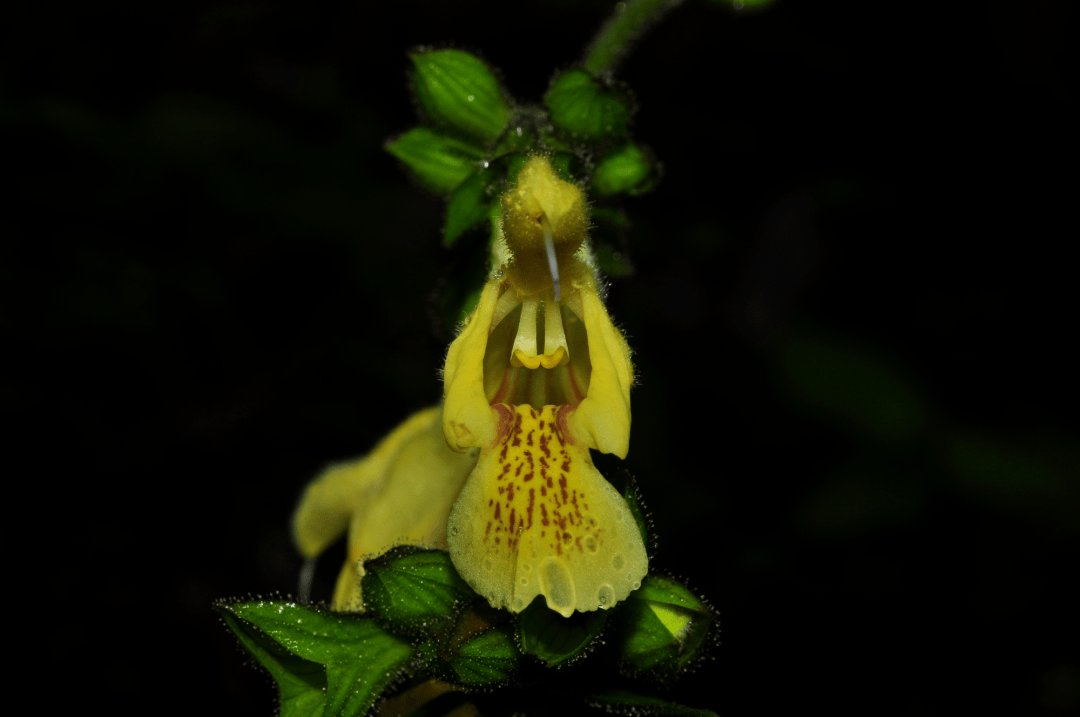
583,0,681,78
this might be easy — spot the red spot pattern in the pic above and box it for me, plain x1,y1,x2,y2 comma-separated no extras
481,405,604,557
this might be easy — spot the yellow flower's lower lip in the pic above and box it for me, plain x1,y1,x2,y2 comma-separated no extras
447,403,647,617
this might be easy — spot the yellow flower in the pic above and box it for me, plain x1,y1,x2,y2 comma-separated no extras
292,407,478,610
442,155,648,617
291,155,646,617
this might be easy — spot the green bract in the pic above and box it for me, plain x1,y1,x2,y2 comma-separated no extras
444,164,501,245
591,143,653,197
518,595,608,666
217,600,414,717
411,49,510,145
545,69,631,142
609,575,715,678
362,547,477,635
443,623,521,686
385,127,484,195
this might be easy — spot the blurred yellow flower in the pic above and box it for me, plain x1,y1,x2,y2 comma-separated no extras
292,407,477,610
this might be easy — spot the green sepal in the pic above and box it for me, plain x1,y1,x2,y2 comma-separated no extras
545,69,631,142
385,127,484,195
410,49,510,145
445,623,521,686
421,603,522,688
608,576,715,679
444,165,501,246
591,143,653,197
218,599,414,717
362,547,478,636
220,611,327,717
586,689,718,717
518,595,608,667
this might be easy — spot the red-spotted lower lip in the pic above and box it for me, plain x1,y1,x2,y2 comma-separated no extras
491,403,576,448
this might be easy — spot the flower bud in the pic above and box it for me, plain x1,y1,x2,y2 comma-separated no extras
410,49,510,145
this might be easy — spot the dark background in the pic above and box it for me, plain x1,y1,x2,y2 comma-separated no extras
4,0,1076,714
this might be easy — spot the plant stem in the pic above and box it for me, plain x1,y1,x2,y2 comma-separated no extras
582,0,681,78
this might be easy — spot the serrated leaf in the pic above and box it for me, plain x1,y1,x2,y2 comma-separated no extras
445,624,521,686
545,69,630,142
363,548,476,634
591,143,652,197
587,689,718,717
222,600,414,717
411,50,510,144
518,595,608,666
444,165,500,246
610,576,714,678
221,611,327,717
386,127,484,195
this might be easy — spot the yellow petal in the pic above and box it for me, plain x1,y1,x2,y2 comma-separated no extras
565,273,634,458
447,405,647,617
443,278,502,452
292,406,477,610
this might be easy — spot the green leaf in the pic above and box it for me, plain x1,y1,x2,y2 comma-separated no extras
444,165,501,246
587,689,718,717
411,50,510,144
518,595,608,666
445,624,521,686
222,600,414,717
545,69,630,142
591,143,652,197
220,611,327,717
385,127,484,195
609,576,714,679
363,548,477,635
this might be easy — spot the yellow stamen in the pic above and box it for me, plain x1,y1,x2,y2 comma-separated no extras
509,294,571,370
542,297,570,366
539,346,565,369
510,297,539,368
513,349,542,370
